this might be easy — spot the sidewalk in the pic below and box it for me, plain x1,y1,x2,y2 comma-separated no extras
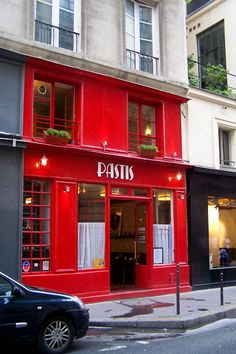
87,286,236,329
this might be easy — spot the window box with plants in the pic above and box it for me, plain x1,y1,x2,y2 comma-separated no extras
43,128,72,144
137,144,159,158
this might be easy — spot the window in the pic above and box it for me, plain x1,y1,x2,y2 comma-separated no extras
153,190,174,264
219,128,234,167
35,0,79,51
125,0,158,74
0,276,12,297
197,21,226,88
33,79,75,140
22,179,51,273
128,101,156,151
78,184,105,269
208,196,236,269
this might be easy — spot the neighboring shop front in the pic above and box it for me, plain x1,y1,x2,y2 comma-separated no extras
188,167,236,289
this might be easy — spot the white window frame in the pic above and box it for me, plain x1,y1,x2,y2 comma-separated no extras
35,0,80,52
218,127,234,167
125,0,159,74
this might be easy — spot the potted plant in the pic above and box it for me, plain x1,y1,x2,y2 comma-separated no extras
43,128,71,144
137,144,158,158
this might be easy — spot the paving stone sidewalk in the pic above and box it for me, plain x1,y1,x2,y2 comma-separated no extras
87,286,236,329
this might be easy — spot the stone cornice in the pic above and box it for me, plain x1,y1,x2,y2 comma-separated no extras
0,34,188,99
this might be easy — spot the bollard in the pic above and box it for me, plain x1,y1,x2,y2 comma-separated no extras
220,272,224,306
176,263,180,315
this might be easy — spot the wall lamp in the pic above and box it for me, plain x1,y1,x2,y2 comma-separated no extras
168,171,183,182
102,140,108,149
176,171,182,181
36,154,48,168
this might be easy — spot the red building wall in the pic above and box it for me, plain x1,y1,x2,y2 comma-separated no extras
22,58,190,302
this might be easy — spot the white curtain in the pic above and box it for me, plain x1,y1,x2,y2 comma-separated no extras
153,224,174,264
78,222,105,269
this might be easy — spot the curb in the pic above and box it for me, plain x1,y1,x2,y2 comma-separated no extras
89,305,236,330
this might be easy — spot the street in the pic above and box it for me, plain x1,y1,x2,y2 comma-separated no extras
67,318,236,354
5,317,236,354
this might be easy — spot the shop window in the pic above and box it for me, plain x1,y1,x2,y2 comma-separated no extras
33,79,75,140
128,101,156,151
111,187,129,195
153,190,174,264
132,188,148,197
208,196,236,269
78,183,105,269
22,179,51,273
125,0,159,74
35,0,80,52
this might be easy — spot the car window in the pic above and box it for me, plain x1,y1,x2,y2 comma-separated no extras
0,276,13,296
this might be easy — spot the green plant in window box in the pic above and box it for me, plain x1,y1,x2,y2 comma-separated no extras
137,144,158,158
43,128,71,144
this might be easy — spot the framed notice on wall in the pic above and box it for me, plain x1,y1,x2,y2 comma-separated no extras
154,247,163,264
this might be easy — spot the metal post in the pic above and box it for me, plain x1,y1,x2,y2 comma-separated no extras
176,263,180,315
220,272,224,306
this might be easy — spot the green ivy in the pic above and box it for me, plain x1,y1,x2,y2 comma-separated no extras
204,64,232,97
188,55,200,87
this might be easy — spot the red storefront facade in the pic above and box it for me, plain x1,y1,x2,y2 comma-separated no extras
22,58,190,302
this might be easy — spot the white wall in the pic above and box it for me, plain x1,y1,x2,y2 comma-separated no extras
183,87,236,169
186,0,236,91
0,0,188,89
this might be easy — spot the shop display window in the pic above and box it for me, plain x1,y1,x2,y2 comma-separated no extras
22,179,51,273
208,196,236,269
153,190,174,264
78,183,105,269
33,79,75,140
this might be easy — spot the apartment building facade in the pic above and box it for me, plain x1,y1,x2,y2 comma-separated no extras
0,0,190,301
186,0,236,289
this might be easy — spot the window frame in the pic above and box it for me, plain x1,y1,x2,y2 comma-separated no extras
33,75,78,142
128,99,157,152
197,20,226,88
218,127,235,167
34,0,80,52
22,179,51,274
125,0,159,74
153,189,174,265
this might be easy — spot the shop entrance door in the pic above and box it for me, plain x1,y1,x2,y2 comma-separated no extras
110,200,149,290
135,203,149,288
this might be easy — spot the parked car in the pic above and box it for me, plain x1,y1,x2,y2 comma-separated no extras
0,271,89,354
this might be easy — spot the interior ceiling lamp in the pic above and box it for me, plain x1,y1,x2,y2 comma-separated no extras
36,154,48,168
145,125,152,136
100,188,105,197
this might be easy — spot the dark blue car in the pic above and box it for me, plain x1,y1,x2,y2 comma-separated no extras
0,272,89,354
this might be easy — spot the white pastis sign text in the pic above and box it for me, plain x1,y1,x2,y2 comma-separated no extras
97,162,134,181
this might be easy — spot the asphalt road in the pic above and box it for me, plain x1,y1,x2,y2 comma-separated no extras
68,317,236,354
3,318,236,354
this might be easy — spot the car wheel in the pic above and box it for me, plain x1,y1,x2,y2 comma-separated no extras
37,316,75,354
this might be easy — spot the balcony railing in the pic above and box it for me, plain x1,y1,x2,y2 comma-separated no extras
220,159,235,167
126,49,159,75
33,114,78,143
35,20,80,52
188,57,236,98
